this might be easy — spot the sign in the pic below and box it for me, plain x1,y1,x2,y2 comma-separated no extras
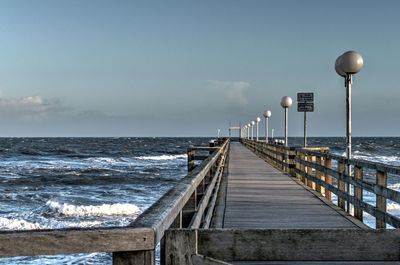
297,92,314,112
297,92,314,103
297,102,314,112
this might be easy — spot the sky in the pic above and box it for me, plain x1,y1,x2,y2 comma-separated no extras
0,0,399,137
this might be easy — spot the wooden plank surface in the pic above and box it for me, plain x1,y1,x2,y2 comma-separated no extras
223,143,358,229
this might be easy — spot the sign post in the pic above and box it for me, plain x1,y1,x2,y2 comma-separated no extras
297,92,314,147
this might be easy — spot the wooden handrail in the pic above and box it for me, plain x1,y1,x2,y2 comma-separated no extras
242,139,400,229
131,139,229,242
0,227,154,258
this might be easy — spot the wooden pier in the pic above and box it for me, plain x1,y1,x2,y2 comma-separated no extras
0,138,400,264
224,143,363,229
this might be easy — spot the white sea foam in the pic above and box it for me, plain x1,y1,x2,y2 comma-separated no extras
352,154,400,165
46,200,141,217
135,154,187,161
387,202,400,213
0,217,43,230
89,157,121,163
334,151,400,167
388,183,400,191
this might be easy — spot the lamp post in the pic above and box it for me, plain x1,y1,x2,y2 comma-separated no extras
263,110,271,143
247,123,251,139
256,117,261,141
335,51,364,162
281,96,293,147
251,121,255,140
335,50,364,215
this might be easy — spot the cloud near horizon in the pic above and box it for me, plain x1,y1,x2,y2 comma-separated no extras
0,96,67,119
208,80,250,107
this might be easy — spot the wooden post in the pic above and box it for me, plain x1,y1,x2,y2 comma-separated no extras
354,165,363,222
288,148,296,177
299,153,306,184
187,148,195,172
315,156,322,193
165,229,197,265
113,250,155,265
376,170,387,229
338,161,346,211
324,157,332,201
306,155,313,189
295,150,300,180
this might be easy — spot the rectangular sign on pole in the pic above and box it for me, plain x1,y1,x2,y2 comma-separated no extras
297,102,314,112
297,92,314,112
297,92,314,147
297,92,314,103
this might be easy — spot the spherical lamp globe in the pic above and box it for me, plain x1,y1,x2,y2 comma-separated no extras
280,96,293,108
263,110,272,118
338,51,364,74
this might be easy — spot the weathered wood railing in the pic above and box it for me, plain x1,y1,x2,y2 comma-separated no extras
165,228,400,264
241,138,400,229
0,138,230,265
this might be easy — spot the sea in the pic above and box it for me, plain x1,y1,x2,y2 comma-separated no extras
0,137,399,264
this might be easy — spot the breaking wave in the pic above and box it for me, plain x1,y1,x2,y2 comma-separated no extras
0,217,43,230
46,200,141,217
135,154,187,161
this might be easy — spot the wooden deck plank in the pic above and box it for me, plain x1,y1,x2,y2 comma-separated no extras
223,143,358,229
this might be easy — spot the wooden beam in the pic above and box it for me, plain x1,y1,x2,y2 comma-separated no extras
324,157,332,201
197,229,400,261
338,161,346,211
354,166,363,222
165,229,197,265
0,227,154,258
376,170,388,229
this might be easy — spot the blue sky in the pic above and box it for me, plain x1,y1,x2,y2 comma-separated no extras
0,0,399,136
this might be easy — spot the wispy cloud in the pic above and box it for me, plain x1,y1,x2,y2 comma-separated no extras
0,96,67,119
208,80,250,106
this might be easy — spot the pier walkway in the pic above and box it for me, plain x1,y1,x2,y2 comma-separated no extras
224,143,361,229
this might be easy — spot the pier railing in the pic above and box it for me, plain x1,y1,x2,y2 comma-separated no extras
0,138,230,265
241,138,400,229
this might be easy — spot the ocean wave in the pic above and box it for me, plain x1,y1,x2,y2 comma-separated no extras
0,217,43,230
135,154,187,161
86,157,123,163
352,154,400,165
388,183,400,191
46,200,141,217
387,202,400,214
333,151,400,166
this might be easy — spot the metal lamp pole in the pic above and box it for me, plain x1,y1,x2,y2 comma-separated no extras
251,121,255,140
247,123,251,139
281,96,293,147
256,117,261,141
263,110,271,143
